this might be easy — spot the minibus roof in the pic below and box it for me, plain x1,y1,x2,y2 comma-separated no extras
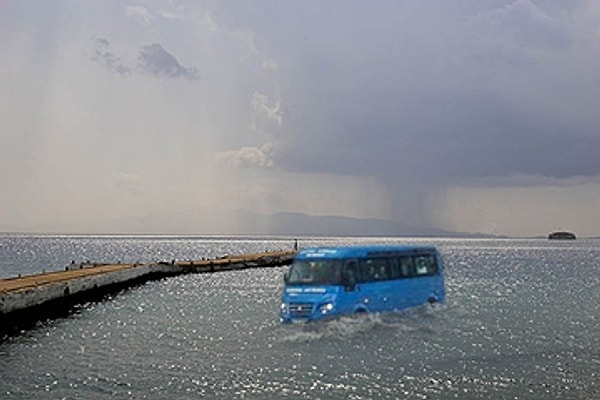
295,245,439,260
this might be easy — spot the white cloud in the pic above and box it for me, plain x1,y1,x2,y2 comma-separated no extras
125,5,154,27
251,91,283,127
215,143,275,168
155,8,218,31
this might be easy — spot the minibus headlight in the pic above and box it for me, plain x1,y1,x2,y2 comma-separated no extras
318,302,334,314
280,302,288,313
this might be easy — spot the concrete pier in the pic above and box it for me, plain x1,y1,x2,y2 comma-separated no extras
0,251,295,332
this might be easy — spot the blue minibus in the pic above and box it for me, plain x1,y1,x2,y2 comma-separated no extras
280,245,445,323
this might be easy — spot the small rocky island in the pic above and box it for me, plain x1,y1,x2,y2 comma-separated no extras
548,231,576,240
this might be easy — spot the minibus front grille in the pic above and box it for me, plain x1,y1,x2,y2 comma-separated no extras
289,303,314,318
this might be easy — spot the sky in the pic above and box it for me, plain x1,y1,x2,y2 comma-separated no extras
1,0,600,237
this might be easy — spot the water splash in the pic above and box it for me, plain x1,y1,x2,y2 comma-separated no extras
279,304,446,343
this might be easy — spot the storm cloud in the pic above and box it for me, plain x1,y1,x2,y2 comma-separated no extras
279,89,600,182
246,0,600,185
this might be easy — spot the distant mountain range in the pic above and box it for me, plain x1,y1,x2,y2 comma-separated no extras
1,210,496,237
236,211,475,237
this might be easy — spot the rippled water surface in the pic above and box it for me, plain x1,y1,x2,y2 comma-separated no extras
1,235,600,399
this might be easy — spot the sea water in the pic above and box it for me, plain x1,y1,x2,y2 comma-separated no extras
1,235,599,399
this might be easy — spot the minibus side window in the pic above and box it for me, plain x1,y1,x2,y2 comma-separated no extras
343,260,359,289
414,255,439,276
389,257,402,279
360,258,391,282
426,255,439,275
415,256,429,275
397,256,415,278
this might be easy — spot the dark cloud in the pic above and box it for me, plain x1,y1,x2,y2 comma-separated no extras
248,1,600,187
279,89,600,183
91,38,131,76
137,43,199,81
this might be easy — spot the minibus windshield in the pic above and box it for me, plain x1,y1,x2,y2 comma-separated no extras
287,259,343,285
